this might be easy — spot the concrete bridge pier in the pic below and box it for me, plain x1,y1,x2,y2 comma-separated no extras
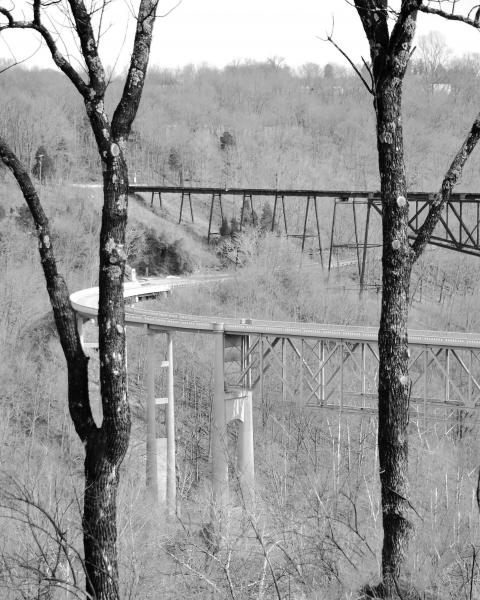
212,325,255,517
145,328,176,515
236,390,255,509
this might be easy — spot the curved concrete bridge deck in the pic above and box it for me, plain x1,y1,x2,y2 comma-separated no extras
70,276,480,509
71,277,480,348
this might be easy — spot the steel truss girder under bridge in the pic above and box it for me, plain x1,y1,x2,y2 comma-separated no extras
223,332,480,423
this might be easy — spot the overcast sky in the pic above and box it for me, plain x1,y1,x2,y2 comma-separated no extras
2,1,480,72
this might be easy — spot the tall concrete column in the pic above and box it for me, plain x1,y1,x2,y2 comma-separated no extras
145,329,158,501
212,324,228,511
239,331,255,508
166,332,176,515
237,391,255,509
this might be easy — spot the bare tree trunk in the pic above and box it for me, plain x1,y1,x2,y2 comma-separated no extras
83,436,123,598
375,82,413,592
83,151,130,598
1,132,132,600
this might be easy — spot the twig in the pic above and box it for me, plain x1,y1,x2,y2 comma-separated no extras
317,19,374,96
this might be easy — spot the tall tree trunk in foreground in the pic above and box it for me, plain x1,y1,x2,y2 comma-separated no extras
0,2,159,597
82,147,130,598
353,1,480,595
375,79,413,590
353,4,420,592
355,0,480,597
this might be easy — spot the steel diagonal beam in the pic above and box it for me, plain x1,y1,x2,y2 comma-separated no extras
409,347,428,388
408,347,425,371
428,348,466,403
287,338,317,381
304,384,324,405
469,349,480,366
342,342,369,386
294,344,324,403
296,341,343,404
315,348,343,388
262,337,298,400
313,351,344,403
447,202,477,248
469,220,480,240
409,348,444,390
408,200,430,228
465,348,480,382
304,364,336,404
450,349,480,400
285,338,321,400
233,337,261,386
366,343,379,362
370,201,383,217
251,337,281,389
315,342,341,372
436,213,460,246
291,341,340,392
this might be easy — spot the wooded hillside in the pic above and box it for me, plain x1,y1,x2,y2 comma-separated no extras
2,52,480,190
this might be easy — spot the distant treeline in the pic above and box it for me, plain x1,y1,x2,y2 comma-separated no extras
2,43,480,191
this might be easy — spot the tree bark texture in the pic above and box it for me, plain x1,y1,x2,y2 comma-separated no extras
375,82,413,591
0,2,160,598
82,148,130,598
355,3,480,596
354,2,420,594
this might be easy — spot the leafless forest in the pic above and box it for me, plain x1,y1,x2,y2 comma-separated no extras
0,16,480,600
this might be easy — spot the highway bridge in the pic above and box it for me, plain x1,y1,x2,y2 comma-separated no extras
71,276,480,510
129,185,480,286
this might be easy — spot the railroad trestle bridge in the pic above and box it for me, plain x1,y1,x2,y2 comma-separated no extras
71,278,480,512
129,185,480,287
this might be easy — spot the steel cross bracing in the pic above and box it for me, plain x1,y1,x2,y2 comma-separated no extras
223,332,480,424
71,281,480,422
129,186,480,274
123,301,480,424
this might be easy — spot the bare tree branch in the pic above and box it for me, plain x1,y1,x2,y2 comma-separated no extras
111,0,160,139
0,4,89,96
411,114,480,262
66,0,106,94
0,7,14,26
0,135,96,442
419,3,480,27
0,35,43,74
319,30,374,94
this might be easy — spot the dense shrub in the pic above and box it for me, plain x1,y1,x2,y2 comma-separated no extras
130,227,195,275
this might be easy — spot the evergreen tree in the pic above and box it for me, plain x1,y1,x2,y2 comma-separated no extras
168,147,183,184
32,145,55,183
260,203,274,232
55,137,73,181
220,130,235,150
